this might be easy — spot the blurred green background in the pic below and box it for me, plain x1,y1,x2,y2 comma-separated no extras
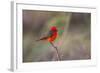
23,10,91,62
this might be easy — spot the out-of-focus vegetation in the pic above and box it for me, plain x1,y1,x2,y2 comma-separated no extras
23,10,91,62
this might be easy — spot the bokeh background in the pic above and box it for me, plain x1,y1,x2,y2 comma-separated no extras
23,10,91,62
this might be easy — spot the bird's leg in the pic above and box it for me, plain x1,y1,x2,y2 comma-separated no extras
50,42,61,61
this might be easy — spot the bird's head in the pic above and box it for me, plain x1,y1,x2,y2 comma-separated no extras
51,26,58,32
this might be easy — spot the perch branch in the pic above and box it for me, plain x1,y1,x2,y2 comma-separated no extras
50,42,61,61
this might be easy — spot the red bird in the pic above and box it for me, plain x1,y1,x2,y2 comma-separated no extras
36,26,58,43
36,26,61,60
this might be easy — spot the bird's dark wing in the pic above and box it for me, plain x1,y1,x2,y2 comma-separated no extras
36,30,53,41
36,30,55,41
47,30,54,37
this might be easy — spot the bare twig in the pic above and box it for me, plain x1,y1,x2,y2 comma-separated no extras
50,42,61,61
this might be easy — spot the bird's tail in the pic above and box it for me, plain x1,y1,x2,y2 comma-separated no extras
36,37,48,41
